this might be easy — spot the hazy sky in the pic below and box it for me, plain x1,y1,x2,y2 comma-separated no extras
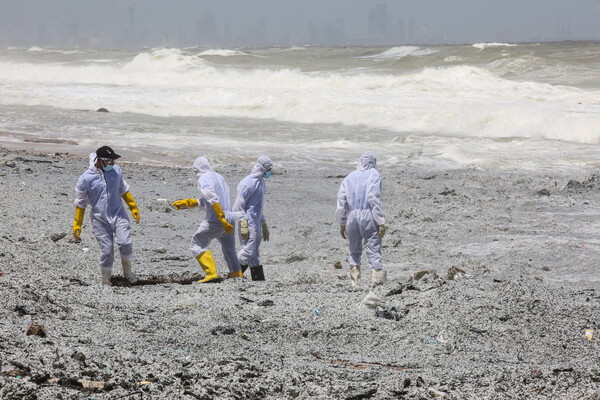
1,0,599,47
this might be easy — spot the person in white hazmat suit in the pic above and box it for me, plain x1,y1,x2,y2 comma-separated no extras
171,157,242,283
233,156,273,281
72,146,141,286
336,151,387,287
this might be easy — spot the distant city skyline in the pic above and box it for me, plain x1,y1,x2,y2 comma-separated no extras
1,0,599,48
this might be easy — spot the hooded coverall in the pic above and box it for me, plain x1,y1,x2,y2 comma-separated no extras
74,153,133,270
190,157,241,274
335,151,385,271
233,156,272,268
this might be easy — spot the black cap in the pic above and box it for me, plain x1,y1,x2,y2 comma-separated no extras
95,146,121,160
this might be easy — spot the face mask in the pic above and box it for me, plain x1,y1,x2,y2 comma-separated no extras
263,171,272,179
103,164,114,172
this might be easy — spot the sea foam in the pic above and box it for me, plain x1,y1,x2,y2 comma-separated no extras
360,46,439,59
473,42,518,50
198,49,249,57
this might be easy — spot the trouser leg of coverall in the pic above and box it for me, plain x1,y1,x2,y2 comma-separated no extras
218,230,242,274
93,217,133,268
190,221,219,257
346,218,363,285
346,218,363,267
93,219,115,285
190,220,221,282
114,216,133,260
247,221,265,280
114,217,137,283
363,222,383,271
364,224,385,286
237,221,261,267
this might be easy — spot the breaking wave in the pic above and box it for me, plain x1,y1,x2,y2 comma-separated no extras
198,49,249,57
473,42,518,50
1,47,600,145
360,46,439,59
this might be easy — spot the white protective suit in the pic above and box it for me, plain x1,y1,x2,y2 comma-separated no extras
233,156,273,267
335,152,385,271
189,157,241,274
74,153,132,270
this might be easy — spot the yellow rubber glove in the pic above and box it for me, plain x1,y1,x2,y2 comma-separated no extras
211,203,234,234
122,192,140,223
378,224,386,238
262,221,270,241
340,225,347,239
73,207,85,240
240,219,249,241
171,198,199,210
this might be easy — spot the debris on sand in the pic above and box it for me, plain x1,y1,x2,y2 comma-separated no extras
446,266,466,280
387,269,447,296
361,291,386,308
375,306,406,321
563,174,600,190
26,321,46,337
50,233,67,242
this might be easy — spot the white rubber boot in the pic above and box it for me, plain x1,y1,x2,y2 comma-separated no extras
350,265,361,286
122,259,138,284
101,268,112,286
371,269,387,287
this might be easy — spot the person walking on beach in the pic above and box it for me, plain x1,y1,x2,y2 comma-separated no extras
171,157,242,283
336,151,386,287
233,156,273,281
72,146,141,286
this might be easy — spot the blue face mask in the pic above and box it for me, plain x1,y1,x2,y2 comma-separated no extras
103,164,114,172
263,171,272,179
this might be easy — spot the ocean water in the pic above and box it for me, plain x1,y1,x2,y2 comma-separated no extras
1,42,600,172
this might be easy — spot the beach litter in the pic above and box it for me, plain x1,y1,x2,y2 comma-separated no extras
446,266,466,280
79,379,106,390
50,232,67,242
26,321,46,337
429,388,449,398
585,329,594,341
375,306,403,321
15,305,36,316
436,332,448,344
361,291,386,308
